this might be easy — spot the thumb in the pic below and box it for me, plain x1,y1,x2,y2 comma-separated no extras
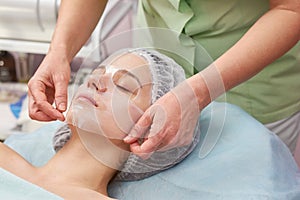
54,79,69,112
124,109,153,144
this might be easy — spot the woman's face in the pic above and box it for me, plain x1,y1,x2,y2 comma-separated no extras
67,52,152,140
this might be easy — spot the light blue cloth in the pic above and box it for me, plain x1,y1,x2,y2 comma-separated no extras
5,121,62,167
108,102,300,200
0,168,62,200
4,102,300,200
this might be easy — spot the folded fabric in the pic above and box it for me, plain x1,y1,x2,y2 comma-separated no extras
0,168,62,200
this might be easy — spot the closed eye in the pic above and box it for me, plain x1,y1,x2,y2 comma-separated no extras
116,85,137,94
113,70,141,95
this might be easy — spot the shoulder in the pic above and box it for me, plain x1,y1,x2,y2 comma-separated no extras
0,142,36,180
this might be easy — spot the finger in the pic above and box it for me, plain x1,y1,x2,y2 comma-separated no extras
34,105,65,121
139,135,162,153
28,97,54,121
54,78,69,112
28,78,47,103
30,110,56,122
130,142,153,160
130,130,164,155
124,109,153,144
37,98,64,118
28,89,64,121
123,134,137,144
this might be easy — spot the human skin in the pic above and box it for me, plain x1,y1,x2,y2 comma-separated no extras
28,0,108,121
0,52,152,199
125,0,300,155
27,0,300,154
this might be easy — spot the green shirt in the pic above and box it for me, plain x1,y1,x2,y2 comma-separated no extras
137,0,300,124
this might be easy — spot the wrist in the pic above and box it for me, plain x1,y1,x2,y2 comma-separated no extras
186,74,210,111
48,43,73,63
187,64,226,110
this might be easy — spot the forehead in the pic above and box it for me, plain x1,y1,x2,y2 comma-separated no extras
106,52,148,70
101,52,152,82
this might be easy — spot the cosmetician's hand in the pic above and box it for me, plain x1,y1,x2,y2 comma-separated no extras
124,81,201,159
28,53,70,121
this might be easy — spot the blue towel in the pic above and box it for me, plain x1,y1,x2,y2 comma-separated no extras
5,121,62,167
4,102,300,200
108,102,300,200
0,168,62,200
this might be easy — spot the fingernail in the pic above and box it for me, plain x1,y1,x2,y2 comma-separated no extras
130,129,139,137
124,135,133,143
57,114,65,122
58,103,66,111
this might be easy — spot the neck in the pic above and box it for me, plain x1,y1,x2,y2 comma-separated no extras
37,126,129,195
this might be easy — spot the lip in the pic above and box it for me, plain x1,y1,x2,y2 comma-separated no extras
75,93,98,107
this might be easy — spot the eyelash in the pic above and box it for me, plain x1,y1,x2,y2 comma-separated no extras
90,69,140,95
116,84,138,95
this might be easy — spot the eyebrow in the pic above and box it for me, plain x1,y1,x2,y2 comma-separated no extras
95,65,144,88
120,69,143,88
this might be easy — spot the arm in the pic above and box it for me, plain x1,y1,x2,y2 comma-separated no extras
28,0,108,121
190,0,300,108
50,0,108,62
126,0,300,155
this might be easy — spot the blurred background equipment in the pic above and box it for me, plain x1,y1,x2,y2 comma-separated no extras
0,51,16,82
0,0,136,61
0,0,138,140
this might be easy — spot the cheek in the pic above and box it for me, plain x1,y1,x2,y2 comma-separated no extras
92,93,124,138
94,110,124,139
95,90,144,138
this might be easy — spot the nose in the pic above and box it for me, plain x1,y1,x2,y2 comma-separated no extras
87,74,107,92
